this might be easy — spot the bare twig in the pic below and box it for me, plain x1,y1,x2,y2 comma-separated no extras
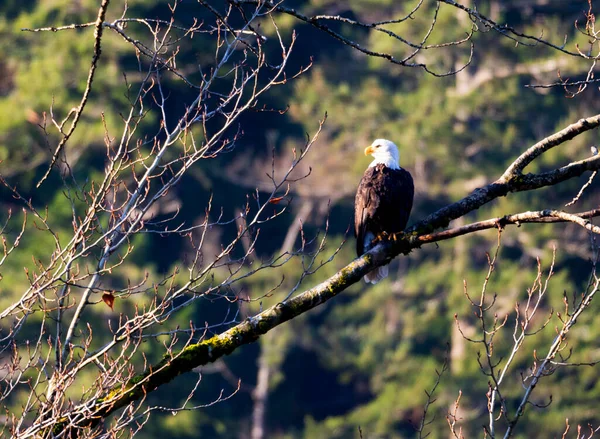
36,0,111,187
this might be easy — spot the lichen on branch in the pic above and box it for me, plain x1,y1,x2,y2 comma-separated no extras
80,113,600,430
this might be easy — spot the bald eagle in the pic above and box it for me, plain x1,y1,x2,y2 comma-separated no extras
354,139,414,284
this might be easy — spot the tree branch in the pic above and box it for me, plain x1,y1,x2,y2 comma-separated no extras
417,208,600,243
229,0,474,77
500,116,600,180
36,0,110,187
55,113,600,433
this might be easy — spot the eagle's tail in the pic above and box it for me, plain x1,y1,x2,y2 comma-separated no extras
363,265,389,284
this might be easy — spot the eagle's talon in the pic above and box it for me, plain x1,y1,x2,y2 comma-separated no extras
370,232,391,244
393,232,405,241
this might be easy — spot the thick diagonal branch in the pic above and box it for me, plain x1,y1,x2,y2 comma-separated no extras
54,114,600,434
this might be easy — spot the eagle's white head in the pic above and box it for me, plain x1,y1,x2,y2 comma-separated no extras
365,139,400,170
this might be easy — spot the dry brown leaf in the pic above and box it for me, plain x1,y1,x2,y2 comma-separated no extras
102,292,115,310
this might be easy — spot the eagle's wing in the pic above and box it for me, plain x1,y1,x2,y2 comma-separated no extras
354,165,414,257
354,167,379,256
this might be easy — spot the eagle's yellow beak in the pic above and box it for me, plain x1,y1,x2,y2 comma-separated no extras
364,145,375,156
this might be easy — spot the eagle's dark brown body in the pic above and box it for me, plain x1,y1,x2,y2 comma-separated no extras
354,164,414,257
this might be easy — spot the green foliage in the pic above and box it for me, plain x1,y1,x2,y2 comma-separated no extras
2,0,600,438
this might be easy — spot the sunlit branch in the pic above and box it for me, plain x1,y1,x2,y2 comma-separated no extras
49,113,600,434
37,0,111,187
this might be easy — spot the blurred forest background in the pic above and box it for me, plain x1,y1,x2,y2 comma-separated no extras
2,0,600,438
